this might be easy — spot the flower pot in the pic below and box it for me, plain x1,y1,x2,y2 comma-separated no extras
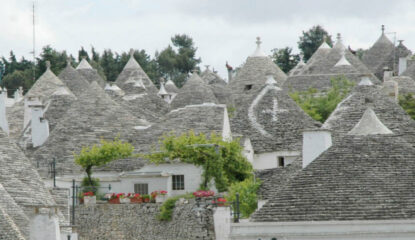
130,198,143,204
143,198,150,203
120,198,130,204
83,196,96,205
156,195,168,203
108,198,120,204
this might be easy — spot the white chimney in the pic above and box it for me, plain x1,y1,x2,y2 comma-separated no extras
302,129,332,168
383,68,393,81
0,88,9,134
24,96,41,128
382,79,399,102
399,57,408,75
30,103,49,147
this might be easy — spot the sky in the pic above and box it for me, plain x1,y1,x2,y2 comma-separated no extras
2,0,415,79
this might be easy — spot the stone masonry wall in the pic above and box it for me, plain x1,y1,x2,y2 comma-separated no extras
75,200,215,240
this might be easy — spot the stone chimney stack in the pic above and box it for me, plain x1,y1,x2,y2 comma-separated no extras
382,79,399,103
0,87,9,134
29,100,49,147
302,129,332,168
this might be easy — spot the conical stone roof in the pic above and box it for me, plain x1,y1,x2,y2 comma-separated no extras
165,79,179,94
26,62,66,101
231,77,320,153
362,28,395,79
0,129,55,207
284,34,378,92
322,82,415,145
229,37,287,100
201,68,230,104
76,58,106,88
170,72,218,110
297,41,332,75
115,51,158,94
251,133,415,222
31,82,150,175
58,61,90,97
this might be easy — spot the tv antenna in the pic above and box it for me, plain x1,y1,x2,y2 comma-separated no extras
31,1,36,82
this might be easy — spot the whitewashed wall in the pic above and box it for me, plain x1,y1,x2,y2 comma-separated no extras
253,151,299,170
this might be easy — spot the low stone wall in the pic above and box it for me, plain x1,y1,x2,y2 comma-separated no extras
75,200,215,240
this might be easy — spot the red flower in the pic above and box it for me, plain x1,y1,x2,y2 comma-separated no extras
160,190,167,195
83,191,94,196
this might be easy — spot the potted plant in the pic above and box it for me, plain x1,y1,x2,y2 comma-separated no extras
150,191,158,203
193,190,215,198
108,193,121,204
155,190,168,203
118,193,130,204
128,193,142,204
83,191,96,205
213,197,227,207
142,194,150,203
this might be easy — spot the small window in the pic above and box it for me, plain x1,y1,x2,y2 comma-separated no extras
172,175,185,190
134,183,148,195
278,157,285,167
244,84,253,91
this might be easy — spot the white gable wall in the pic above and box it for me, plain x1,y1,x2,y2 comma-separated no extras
253,151,299,170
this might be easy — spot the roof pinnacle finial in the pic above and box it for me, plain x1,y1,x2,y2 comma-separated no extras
46,61,51,70
256,36,262,47
129,48,134,58
159,77,165,84
337,33,341,41
381,24,385,34
204,65,210,70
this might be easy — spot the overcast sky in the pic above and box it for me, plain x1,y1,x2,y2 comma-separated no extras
2,0,415,79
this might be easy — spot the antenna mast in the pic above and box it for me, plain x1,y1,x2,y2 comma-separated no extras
32,1,36,82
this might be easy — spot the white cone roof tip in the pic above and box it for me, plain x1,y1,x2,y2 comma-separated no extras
158,83,169,95
251,37,267,57
319,41,331,49
124,54,141,69
334,49,351,67
348,108,393,136
358,77,374,86
265,75,277,85
334,33,346,50
104,83,122,91
76,58,93,70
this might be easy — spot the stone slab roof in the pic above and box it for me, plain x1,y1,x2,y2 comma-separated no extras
170,73,218,110
0,183,29,239
165,80,179,94
284,73,380,92
231,81,320,153
201,69,231,104
6,102,24,141
76,60,106,88
251,134,415,222
255,158,302,200
26,67,66,101
362,33,395,79
229,55,287,101
58,63,91,97
30,82,149,175
132,103,226,154
0,130,55,208
322,84,415,145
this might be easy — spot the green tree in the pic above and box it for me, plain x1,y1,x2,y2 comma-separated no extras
298,25,333,62
100,49,119,82
78,47,90,62
144,131,252,192
226,178,261,218
399,93,415,120
289,76,354,122
157,34,201,87
36,45,73,77
2,68,34,95
74,138,134,187
271,47,300,73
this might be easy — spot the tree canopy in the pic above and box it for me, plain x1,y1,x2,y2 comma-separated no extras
144,131,253,192
298,25,333,62
289,76,354,122
270,47,300,73
74,138,134,187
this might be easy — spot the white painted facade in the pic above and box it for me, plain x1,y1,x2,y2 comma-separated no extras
253,151,299,170
302,129,332,168
214,207,232,240
399,57,408,75
242,137,299,170
30,104,49,147
50,163,205,199
0,88,9,134
230,220,415,240
29,209,61,240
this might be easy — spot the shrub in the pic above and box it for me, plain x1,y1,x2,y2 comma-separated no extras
158,194,194,221
226,178,261,218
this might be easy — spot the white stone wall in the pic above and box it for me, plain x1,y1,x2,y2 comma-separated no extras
302,130,332,168
253,151,299,170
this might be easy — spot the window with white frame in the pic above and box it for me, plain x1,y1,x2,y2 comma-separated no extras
172,175,185,190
